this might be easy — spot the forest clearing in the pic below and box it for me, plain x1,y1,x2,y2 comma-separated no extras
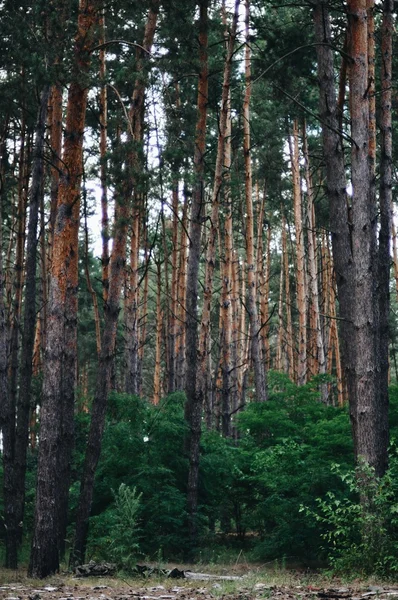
0,0,397,582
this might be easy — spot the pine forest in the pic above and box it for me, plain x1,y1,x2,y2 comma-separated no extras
0,0,398,582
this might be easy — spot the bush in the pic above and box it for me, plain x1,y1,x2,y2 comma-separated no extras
306,456,398,577
234,372,353,561
87,484,141,571
73,377,398,571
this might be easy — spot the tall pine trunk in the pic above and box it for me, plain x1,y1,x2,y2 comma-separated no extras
71,191,130,565
302,124,327,397
290,120,307,385
243,0,267,401
153,259,163,405
124,0,160,394
29,0,98,578
184,0,209,553
377,0,393,473
348,0,386,475
197,0,239,416
314,0,388,475
175,191,189,390
3,86,50,569
3,120,28,570
0,136,10,562
221,90,234,437
99,6,109,304
282,212,295,380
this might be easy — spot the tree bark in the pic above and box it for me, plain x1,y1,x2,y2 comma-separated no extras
175,190,189,390
153,260,163,405
138,225,150,395
83,183,102,355
348,0,385,474
0,134,10,563
243,0,267,402
71,190,130,565
3,86,50,570
168,180,179,394
8,120,28,456
99,6,109,304
282,212,295,380
125,213,140,395
124,0,160,394
290,119,307,385
184,0,209,554
29,0,99,578
197,0,239,416
314,0,388,475
314,0,352,403
276,252,284,372
3,117,28,571
302,124,327,398
377,0,393,473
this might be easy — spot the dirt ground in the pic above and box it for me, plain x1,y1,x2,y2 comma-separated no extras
1,566,398,600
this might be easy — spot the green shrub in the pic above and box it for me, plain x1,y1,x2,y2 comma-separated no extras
234,372,353,561
87,484,141,571
305,456,398,576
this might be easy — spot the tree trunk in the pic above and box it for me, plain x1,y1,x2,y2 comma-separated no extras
175,190,189,390
377,0,393,472
99,6,109,304
48,83,63,270
153,260,163,405
124,0,160,394
3,118,28,570
138,226,150,395
125,213,140,395
314,0,388,476
8,120,28,452
83,183,102,355
230,247,240,424
38,180,48,370
221,89,234,437
260,223,271,371
71,190,129,566
314,0,352,408
29,0,99,578
3,86,50,570
184,0,209,554
282,212,295,380
197,0,239,413
276,253,284,372
302,123,327,398
243,0,267,402
348,0,386,475
290,119,307,385
0,136,10,563
168,180,179,394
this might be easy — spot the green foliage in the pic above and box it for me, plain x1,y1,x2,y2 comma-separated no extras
305,456,398,577
232,372,353,560
88,484,141,572
69,377,398,573
84,392,189,560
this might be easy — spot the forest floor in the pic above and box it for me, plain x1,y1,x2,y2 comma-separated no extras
1,565,398,600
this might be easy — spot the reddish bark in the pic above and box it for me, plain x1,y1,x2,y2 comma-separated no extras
29,0,99,578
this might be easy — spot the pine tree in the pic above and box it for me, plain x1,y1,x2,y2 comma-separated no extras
29,0,100,577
